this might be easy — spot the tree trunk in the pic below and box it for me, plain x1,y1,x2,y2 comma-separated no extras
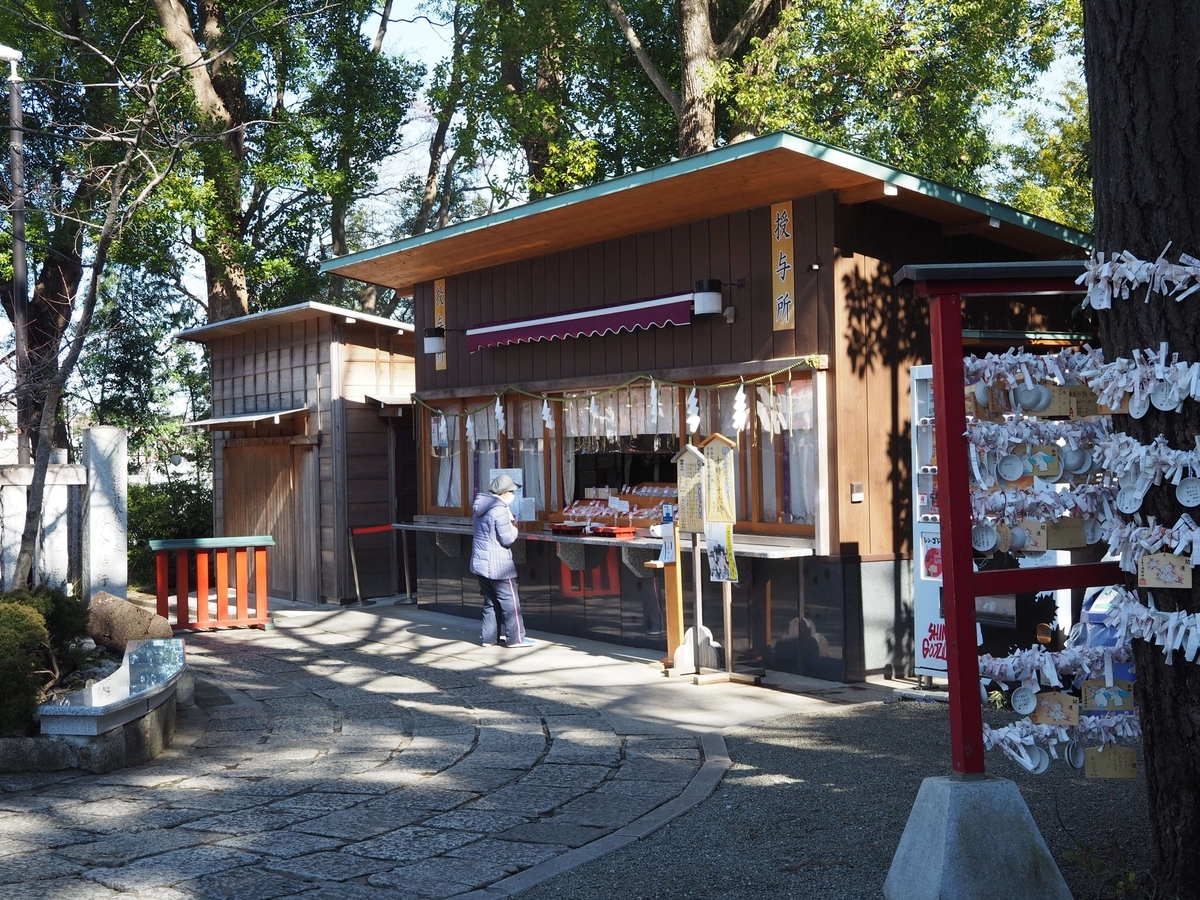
153,0,249,323
1084,3,1200,896
678,0,717,156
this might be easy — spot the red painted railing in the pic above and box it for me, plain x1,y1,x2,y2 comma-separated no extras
148,536,276,630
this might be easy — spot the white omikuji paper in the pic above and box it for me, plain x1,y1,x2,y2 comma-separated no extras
705,522,738,582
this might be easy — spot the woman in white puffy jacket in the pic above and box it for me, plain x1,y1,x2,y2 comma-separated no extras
470,474,534,648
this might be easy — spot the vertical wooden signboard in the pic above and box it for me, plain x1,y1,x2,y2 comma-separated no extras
675,445,706,533
434,278,447,371
700,433,737,524
770,201,796,331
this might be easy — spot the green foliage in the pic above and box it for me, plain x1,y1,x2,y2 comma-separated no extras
127,479,214,590
708,0,1076,189
0,586,87,649
0,602,49,731
991,80,1092,231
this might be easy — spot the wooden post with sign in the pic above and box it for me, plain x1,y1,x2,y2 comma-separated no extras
694,433,762,686
643,507,685,671
672,444,715,675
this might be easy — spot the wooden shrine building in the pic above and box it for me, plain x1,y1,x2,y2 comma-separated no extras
311,131,1088,681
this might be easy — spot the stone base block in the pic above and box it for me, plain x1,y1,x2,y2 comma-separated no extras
884,775,1072,900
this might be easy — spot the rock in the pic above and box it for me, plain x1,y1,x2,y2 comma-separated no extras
0,736,76,773
87,592,172,654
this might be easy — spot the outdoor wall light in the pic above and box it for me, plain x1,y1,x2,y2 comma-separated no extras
695,278,747,322
423,326,447,355
693,279,724,315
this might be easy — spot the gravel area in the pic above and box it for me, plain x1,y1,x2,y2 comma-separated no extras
512,700,1152,900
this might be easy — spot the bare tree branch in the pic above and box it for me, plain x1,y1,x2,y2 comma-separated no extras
601,0,680,116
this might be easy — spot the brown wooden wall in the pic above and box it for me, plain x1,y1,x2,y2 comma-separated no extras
338,323,417,597
210,318,333,550
828,201,1030,558
409,190,1055,562
412,198,830,393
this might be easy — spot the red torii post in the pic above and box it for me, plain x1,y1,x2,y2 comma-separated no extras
901,261,1123,778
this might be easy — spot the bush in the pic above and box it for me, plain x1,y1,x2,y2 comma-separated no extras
0,602,50,731
128,478,213,589
0,585,88,648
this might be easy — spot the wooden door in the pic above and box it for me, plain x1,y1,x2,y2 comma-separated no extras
292,445,319,603
223,444,296,600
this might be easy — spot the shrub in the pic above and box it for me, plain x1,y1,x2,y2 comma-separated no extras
128,478,213,589
0,585,87,648
0,602,50,731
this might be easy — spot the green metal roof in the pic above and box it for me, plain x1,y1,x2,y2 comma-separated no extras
322,131,1089,289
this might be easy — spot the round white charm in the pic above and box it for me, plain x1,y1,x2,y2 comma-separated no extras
1014,387,1039,410
1115,487,1143,515
1065,739,1085,770
1177,477,1200,508
1011,686,1038,716
1029,745,1051,775
1129,391,1151,419
971,524,998,553
1151,381,1177,411
997,454,1025,482
1062,447,1091,474
1084,517,1104,545
1032,385,1053,411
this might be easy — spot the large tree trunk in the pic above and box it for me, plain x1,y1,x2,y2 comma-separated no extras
153,0,249,323
678,0,716,156
1084,3,1200,896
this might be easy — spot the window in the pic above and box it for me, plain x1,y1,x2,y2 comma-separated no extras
758,378,817,525
428,404,463,510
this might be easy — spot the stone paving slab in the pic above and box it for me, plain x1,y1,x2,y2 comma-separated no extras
0,603,870,900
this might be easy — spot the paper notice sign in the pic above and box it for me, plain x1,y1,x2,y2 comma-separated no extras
1040,386,1073,418
1082,679,1135,713
1047,518,1087,550
608,497,631,512
1097,392,1130,416
704,522,738,582
920,530,942,580
1030,691,1079,727
1138,552,1193,589
1069,386,1099,419
1085,746,1137,779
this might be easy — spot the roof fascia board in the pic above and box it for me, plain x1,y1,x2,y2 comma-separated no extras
319,131,1091,281
175,300,411,343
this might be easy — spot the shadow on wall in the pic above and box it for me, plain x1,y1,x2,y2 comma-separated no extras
841,259,929,677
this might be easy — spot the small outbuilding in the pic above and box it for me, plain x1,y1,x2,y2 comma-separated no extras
178,302,417,603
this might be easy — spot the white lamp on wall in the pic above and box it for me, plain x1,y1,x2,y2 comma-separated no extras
693,279,724,316
424,326,447,355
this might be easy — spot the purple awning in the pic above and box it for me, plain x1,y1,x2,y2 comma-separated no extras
466,293,693,352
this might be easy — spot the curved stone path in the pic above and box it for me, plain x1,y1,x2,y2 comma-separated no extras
0,605,879,899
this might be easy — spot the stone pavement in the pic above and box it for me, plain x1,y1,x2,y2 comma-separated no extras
0,603,889,900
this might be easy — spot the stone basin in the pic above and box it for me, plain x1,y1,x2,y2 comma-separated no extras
38,638,187,737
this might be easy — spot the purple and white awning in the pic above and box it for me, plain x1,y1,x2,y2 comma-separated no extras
466,292,693,352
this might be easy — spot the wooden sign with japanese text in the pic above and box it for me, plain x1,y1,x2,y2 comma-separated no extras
701,433,737,524
1085,746,1137,779
675,445,705,533
770,201,796,331
434,278,447,371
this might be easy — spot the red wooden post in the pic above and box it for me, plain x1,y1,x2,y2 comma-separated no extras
928,291,985,777
235,548,249,622
195,551,210,627
156,551,169,619
254,546,268,620
215,548,229,622
174,549,190,628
